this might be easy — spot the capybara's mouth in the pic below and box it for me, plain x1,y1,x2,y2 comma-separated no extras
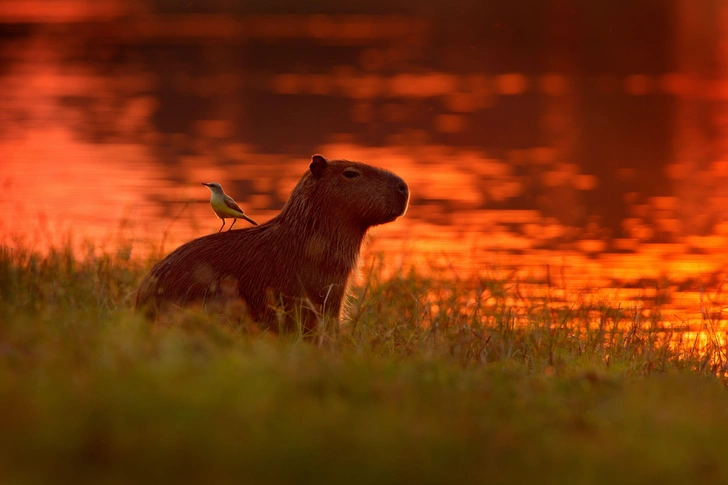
389,191,410,220
375,196,409,225
397,197,409,217
394,179,410,218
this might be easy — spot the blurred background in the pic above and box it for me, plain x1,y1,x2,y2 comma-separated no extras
2,0,728,285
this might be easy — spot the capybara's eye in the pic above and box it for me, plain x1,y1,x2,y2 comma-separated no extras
343,169,360,179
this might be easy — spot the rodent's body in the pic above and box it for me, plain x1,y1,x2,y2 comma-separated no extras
136,155,409,332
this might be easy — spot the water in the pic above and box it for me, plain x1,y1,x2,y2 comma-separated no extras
2,0,728,330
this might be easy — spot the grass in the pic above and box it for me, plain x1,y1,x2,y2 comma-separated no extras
2,241,728,484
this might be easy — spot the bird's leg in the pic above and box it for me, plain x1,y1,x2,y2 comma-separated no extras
228,218,237,231
218,219,226,233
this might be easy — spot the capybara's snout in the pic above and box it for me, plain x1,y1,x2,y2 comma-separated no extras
397,178,409,198
390,173,410,219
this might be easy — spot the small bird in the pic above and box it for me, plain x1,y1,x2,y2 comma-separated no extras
201,182,258,232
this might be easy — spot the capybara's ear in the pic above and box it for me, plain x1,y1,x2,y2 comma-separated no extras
310,155,328,178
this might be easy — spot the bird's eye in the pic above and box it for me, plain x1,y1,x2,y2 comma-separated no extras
343,169,360,179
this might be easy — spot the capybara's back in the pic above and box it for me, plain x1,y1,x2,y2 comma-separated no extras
135,155,409,332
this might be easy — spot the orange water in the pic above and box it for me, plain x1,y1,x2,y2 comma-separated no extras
2,1,728,337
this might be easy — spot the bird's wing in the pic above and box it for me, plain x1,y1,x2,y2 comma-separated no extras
223,194,245,215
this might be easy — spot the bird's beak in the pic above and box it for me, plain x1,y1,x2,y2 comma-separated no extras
201,183,208,186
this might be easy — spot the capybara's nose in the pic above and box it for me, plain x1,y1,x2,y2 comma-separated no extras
397,181,409,197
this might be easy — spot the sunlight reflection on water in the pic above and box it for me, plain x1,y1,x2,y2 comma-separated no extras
3,2,728,338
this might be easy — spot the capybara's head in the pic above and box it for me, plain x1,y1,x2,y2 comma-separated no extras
286,155,409,230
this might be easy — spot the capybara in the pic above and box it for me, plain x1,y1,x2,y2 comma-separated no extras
135,154,409,332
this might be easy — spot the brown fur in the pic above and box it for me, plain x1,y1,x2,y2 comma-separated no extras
135,155,409,332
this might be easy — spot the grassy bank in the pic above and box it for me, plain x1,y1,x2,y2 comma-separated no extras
1,243,728,484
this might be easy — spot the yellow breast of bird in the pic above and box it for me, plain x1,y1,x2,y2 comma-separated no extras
210,195,243,218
